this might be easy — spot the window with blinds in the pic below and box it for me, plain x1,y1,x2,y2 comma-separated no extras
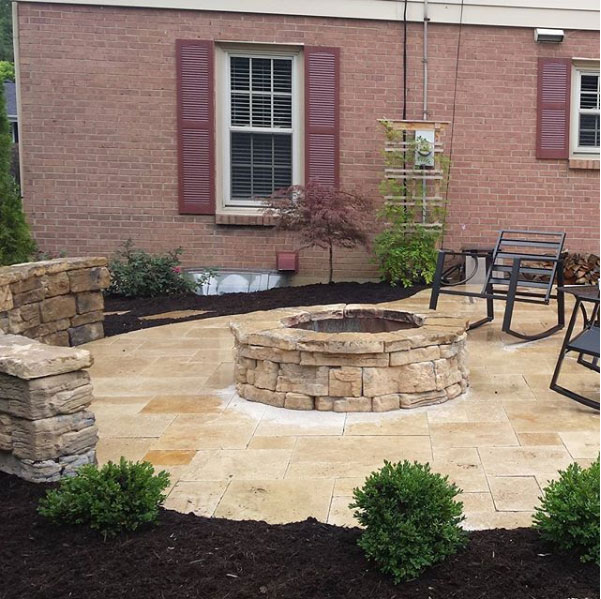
576,71,600,149
226,55,295,206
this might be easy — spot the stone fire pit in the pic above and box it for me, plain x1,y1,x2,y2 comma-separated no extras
230,304,469,412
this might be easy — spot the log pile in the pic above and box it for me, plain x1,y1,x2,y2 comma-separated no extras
562,252,600,285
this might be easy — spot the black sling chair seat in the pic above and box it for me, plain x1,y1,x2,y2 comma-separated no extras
429,230,566,341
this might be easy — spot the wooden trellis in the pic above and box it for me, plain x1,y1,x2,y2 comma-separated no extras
381,119,450,229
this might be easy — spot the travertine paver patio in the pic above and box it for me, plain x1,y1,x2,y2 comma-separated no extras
85,288,600,529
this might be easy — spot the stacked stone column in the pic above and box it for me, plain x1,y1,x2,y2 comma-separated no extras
0,334,97,482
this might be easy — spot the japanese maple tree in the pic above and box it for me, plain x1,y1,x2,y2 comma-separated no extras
267,182,372,283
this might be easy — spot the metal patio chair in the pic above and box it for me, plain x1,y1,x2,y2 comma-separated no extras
550,285,600,410
429,230,566,341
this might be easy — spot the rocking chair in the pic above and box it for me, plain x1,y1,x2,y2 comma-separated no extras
429,230,566,341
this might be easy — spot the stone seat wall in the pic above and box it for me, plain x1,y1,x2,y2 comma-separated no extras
0,334,97,482
0,257,110,346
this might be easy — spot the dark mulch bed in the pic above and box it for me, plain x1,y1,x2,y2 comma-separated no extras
1,473,598,599
103,282,426,336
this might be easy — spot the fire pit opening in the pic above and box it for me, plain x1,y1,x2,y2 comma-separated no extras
292,316,419,334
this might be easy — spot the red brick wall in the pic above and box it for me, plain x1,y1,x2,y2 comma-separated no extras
16,3,600,281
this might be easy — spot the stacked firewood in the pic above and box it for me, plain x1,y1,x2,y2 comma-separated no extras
562,252,600,285
515,252,599,285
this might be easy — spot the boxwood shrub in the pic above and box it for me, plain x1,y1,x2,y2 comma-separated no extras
38,458,170,538
533,456,600,565
350,460,467,583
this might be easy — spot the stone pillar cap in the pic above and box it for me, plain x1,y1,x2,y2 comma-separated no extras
0,334,93,379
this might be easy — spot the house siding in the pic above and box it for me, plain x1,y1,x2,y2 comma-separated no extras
16,3,600,281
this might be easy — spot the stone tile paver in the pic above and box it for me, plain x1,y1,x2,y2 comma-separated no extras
164,481,228,516
84,288,600,529
214,479,334,524
488,476,542,511
141,394,225,415
181,449,292,481
143,450,197,466
559,431,601,459
479,446,574,477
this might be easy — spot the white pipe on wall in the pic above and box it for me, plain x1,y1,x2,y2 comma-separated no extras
423,0,429,120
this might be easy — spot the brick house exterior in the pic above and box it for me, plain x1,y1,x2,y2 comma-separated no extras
14,1,600,282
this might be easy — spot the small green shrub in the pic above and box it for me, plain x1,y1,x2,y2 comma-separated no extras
350,460,467,583
107,240,205,298
533,456,600,564
373,223,439,287
38,458,170,538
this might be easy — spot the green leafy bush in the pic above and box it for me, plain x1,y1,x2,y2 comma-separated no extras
107,240,202,298
38,459,170,538
0,60,14,81
533,456,600,564
373,222,439,287
350,460,467,583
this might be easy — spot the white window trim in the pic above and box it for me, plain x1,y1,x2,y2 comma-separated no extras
570,61,600,159
216,44,303,214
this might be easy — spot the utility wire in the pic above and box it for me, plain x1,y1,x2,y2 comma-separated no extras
441,0,465,246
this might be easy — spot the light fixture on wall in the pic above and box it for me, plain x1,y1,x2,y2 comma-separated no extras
534,28,565,43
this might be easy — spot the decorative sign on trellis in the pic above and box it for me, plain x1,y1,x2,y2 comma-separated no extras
380,119,450,229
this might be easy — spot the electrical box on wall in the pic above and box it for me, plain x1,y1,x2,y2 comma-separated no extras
415,129,435,168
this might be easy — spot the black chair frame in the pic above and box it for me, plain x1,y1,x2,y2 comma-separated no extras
430,230,566,341
550,287,599,411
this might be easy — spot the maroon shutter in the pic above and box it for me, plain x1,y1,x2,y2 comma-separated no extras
536,57,571,160
305,47,340,187
176,39,215,214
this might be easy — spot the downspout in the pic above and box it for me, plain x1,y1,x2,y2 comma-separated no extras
422,0,429,222
423,0,429,120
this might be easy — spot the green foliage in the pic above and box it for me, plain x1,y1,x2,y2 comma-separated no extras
0,81,34,265
533,456,600,565
350,460,467,583
0,60,13,81
373,222,439,287
373,120,448,287
38,459,170,539
0,0,12,62
107,240,212,298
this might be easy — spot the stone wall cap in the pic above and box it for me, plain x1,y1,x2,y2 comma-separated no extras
0,334,93,379
230,304,468,354
0,257,108,286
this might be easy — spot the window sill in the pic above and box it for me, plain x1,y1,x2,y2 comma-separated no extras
569,157,600,170
215,212,276,226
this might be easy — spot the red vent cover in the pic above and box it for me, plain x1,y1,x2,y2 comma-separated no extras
276,251,299,272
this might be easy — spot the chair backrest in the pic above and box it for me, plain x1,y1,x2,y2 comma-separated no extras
482,230,566,302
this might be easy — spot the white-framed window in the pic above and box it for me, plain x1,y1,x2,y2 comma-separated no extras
571,64,600,156
220,48,302,209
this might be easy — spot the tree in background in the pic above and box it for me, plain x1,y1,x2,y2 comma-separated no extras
0,80,34,265
0,0,13,62
0,61,14,81
267,182,372,284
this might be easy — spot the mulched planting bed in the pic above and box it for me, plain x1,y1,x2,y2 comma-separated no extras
103,281,426,336
1,473,598,599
